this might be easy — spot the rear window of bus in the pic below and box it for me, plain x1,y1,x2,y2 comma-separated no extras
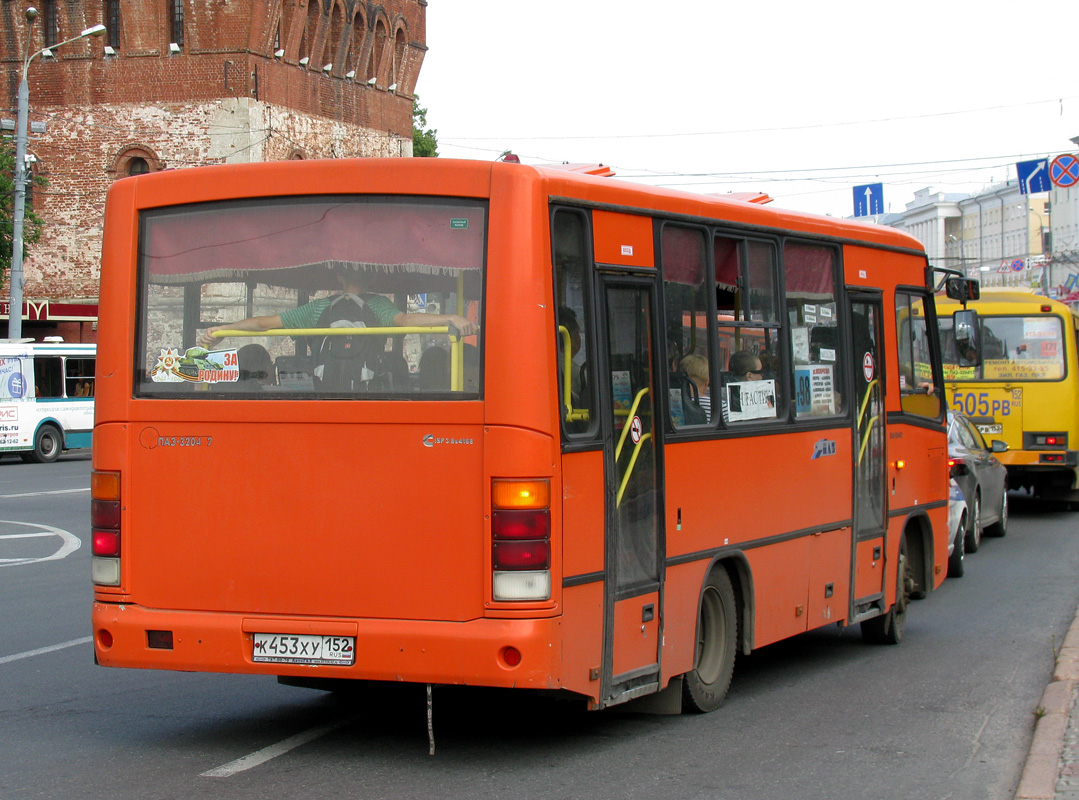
135,197,485,398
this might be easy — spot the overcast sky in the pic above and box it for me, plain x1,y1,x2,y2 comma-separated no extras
414,1,1079,219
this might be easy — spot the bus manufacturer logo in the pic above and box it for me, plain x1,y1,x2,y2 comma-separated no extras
423,434,475,447
812,439,837,459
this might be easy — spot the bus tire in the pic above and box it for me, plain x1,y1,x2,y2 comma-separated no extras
25,425,62,464
861,536,910,645
682,568,737,714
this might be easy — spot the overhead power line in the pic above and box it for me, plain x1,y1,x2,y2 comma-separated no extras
439,96,1079,143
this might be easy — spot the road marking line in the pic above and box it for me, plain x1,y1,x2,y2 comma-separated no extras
0,521,81,568
201,717,356,778
0,532,56,540
0,636,93,665
0,488,89,499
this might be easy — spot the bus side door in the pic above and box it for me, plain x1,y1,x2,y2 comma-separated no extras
596,275,664,707
849,292,889,611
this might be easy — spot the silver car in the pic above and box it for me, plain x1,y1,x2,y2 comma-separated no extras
947,410,1009,554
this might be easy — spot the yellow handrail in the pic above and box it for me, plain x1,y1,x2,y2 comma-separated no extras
615,387,650,461
858,414,880,465
558,325,575,415
209,326,456,338
616,432,652,507
856,377,879,428
209,326,464,389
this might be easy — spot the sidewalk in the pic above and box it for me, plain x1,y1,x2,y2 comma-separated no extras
1015,605,1079,800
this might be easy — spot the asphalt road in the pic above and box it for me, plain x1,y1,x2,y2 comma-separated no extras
1,453,1077,800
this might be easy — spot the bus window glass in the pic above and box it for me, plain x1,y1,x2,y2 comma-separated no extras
896,292,941,417
136,198,485,398
35,357,63,398
715,235,783,424
785,242,843,419
65,357,96,397
746,240,778,324
662,224,711,428
552,209,594,434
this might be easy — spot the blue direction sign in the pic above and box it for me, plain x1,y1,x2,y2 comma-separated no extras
1050,154,1079,188
1017,159,1051,194
853,183,884,217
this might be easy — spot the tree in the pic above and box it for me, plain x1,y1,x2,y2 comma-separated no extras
0,140,46,280
412,95,438,158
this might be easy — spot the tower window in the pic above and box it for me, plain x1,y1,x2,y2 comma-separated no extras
169,0,184,49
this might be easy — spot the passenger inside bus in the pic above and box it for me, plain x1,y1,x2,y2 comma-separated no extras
417,345,449,391
236,344,275,388
198,267,477,392
727,350,764,382
679,352,711,422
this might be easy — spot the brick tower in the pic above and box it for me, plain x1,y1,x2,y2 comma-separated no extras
1,0,427,341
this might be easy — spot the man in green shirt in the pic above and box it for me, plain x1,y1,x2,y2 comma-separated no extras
200,270,477,347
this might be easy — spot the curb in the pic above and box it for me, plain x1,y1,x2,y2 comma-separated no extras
1015,607,1079,800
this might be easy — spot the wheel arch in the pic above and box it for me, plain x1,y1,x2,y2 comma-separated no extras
698,554,754,656
34,417,67,449
900,512,934,597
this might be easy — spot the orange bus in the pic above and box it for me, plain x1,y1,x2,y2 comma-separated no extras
91,158,956,713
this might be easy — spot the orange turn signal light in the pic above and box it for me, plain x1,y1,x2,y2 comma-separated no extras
492,479,550,510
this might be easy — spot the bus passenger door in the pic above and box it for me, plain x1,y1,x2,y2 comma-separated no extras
849,293,889,613
597,277,663,707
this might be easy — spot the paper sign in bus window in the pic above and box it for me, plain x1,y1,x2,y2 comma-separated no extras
1023,319,1058,340
726,379,777,421
794,364,836,415
792,328,810,363
152,346,239,383
669,388,686,426
611,370,632,412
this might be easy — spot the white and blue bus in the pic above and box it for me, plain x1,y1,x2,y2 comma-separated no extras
0,338,95,463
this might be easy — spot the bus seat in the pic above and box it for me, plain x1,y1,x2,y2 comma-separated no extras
670,371,706,425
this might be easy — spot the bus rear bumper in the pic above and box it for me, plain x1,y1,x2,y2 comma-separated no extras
92,601,564,690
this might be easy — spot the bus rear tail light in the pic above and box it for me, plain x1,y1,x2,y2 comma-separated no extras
91,470,121,586
1025,432,1067,450
491,480,551,602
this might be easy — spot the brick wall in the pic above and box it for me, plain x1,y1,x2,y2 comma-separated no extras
0,0,426,338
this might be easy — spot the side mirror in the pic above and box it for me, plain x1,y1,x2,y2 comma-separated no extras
991,440,1008,453
945,277,981,302
953,309,981,368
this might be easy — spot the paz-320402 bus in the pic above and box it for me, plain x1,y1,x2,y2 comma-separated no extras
91,158,957,713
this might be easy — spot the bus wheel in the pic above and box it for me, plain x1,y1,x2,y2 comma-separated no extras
25,425,62,464
861,536,910,645
682,568,737,714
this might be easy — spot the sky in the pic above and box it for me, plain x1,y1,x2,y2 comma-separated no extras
414,1,1079,219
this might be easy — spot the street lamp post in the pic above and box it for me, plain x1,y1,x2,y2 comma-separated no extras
8,8,105,340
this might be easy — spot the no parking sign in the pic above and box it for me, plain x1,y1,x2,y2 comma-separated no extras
1050,154,1079,188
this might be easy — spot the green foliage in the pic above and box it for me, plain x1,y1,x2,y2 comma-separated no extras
0,140,47,278
412,96,438,158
